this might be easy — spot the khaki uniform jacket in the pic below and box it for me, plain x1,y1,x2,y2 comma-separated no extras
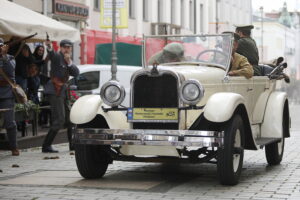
230,53,254,79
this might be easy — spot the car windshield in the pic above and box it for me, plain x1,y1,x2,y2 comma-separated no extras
144,34,233,70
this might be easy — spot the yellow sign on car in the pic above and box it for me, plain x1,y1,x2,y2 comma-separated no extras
128,108,178,121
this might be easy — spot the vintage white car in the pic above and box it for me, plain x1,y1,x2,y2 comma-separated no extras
70,34,290,185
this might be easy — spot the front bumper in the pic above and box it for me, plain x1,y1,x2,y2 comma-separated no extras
75,129,224,148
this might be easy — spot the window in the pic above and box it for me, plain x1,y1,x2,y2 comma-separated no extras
200,4,204,33
158,0,162,22
189,0,194,31
129,0,136,19
171,0,175,24
94,0,100,11
181,0,184,27
70,71,100,91
143,0,149,21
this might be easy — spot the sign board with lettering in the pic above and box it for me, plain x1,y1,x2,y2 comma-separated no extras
127,108,178,122
54,0,89,19
100,0,128,29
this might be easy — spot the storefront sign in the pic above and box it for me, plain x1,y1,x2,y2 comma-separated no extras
100,0,128,29
54,0,89,19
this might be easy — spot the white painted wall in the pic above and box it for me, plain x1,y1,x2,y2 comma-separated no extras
253,21,297,76
87,0,252,36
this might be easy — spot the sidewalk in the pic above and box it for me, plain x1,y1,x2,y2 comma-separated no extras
0,127,68,150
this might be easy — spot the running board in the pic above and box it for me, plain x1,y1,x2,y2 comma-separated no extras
255,137,281,149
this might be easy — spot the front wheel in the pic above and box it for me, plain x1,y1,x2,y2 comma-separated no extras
75,144,111,179
217,114,245,185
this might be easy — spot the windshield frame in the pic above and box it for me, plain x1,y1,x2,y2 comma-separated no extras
142,34,234,71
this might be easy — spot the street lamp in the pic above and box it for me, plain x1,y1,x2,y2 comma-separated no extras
260,6,264,61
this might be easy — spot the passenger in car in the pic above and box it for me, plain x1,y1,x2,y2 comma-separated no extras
227,32,254,79
234,25,260,76
148,42,186,65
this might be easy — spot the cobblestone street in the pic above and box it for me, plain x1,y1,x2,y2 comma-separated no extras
0,104,300,200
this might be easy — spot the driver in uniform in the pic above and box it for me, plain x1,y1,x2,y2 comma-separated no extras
148,42,186,65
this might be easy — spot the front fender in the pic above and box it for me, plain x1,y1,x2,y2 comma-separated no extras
70,95,129,129
70,95,102,124
261,92,288,138
203,92,246,122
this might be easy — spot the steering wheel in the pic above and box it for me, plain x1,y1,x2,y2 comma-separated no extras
196,49,228,64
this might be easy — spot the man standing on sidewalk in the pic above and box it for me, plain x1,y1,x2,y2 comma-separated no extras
0,38,19,156
42,39,79,153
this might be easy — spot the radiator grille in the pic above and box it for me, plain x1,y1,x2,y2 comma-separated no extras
132,73,178,129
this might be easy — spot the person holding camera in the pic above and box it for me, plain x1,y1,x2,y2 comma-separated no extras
42,39,79,153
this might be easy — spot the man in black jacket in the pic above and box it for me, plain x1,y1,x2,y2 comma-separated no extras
42,39,79,153
0,38,19,156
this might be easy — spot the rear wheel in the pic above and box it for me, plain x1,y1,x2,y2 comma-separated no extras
75,144,111,179
265,137,284,165
217,114,245,185
265,109,288,165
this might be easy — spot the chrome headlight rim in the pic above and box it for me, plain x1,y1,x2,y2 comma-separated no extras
179,79,204,105
100,80,125,107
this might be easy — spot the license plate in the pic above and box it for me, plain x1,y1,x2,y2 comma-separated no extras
127,108,178,122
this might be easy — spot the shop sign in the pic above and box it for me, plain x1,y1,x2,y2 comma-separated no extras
54,0,89,19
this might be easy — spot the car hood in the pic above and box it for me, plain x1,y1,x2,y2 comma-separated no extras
157,65,226,84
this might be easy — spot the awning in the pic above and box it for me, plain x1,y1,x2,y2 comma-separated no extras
0,0,81,42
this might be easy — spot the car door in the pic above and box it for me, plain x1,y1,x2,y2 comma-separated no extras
251,76,273,124
227,76,254,118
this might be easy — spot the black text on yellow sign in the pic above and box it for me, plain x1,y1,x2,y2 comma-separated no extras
132,108,178,120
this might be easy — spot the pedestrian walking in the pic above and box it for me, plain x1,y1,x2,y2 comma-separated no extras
0,37,19,156
42,39,79,153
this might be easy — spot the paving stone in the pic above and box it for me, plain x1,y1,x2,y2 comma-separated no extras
0,105,300,199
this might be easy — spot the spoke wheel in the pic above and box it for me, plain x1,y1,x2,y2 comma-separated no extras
217,114,245,185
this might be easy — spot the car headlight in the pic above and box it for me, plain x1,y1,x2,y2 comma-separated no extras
180,79,204,105
100,80,125,107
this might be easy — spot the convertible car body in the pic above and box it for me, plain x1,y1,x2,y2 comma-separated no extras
70,34,290,185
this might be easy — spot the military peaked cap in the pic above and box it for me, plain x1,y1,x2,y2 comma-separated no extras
222,32,240,41
234,24,254,31
60,39,73,47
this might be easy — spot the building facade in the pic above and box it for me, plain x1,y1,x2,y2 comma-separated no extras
85,0,252,64
9,0,252,64
88,0,252,35
8,0,89,64
252,2,300,79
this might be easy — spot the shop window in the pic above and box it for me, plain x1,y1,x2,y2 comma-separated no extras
94,0,100,11
143,0,149,21
129,0,136,19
